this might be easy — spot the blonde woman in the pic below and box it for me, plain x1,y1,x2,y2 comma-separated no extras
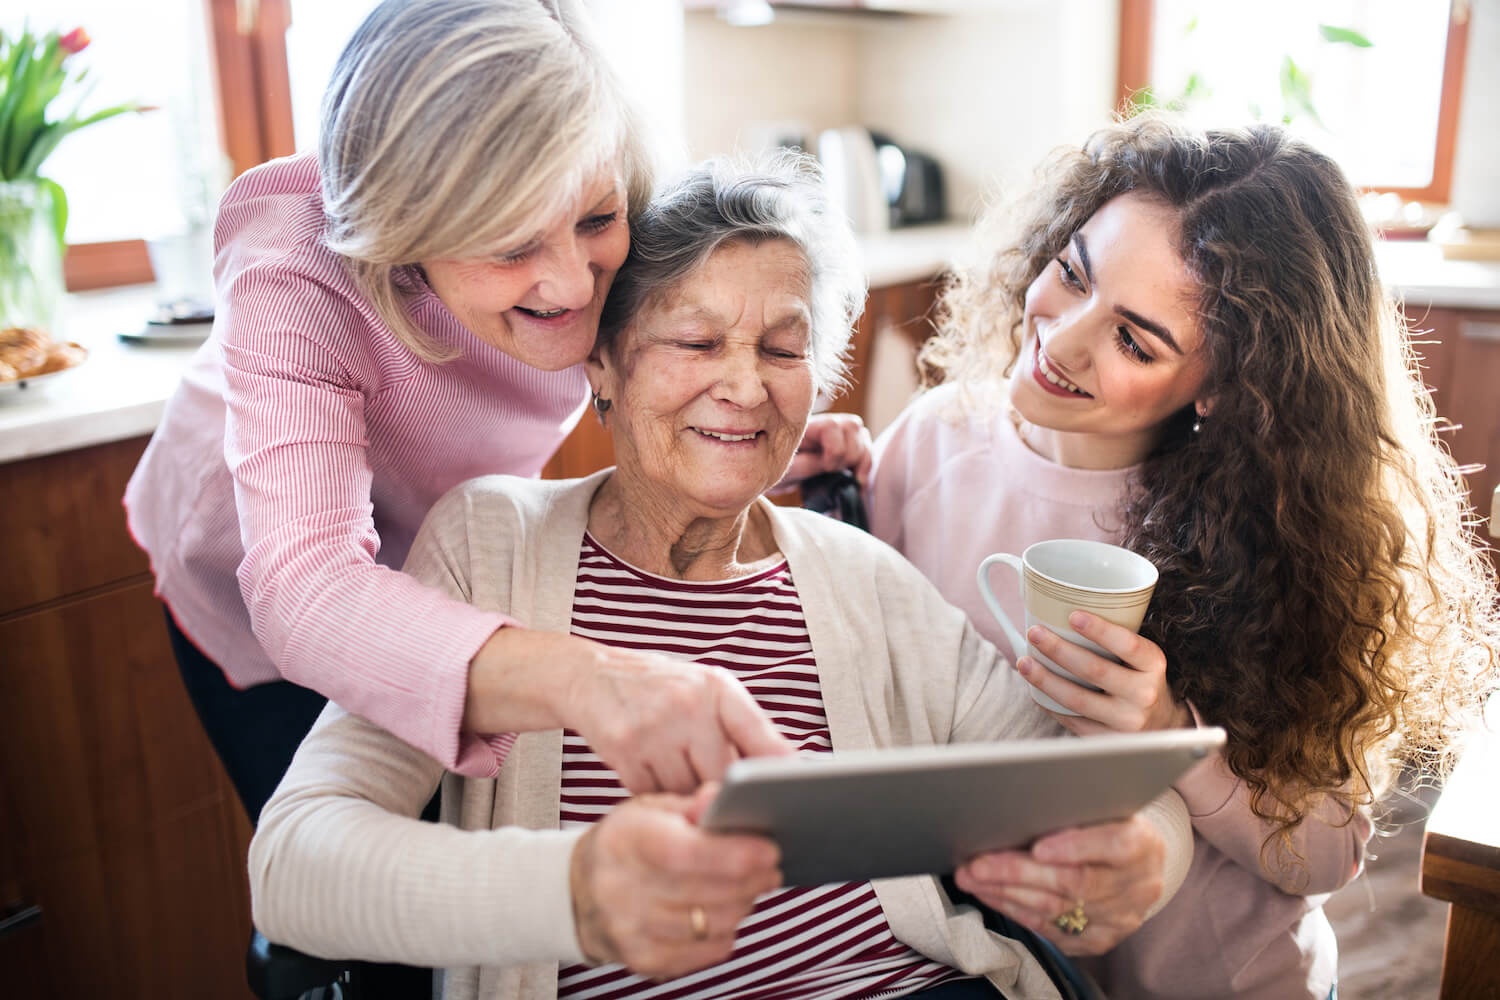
125,0,864,826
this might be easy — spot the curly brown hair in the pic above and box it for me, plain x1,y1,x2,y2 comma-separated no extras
922,114,1499,849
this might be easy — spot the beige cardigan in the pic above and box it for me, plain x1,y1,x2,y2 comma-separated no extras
250,471,1192,1000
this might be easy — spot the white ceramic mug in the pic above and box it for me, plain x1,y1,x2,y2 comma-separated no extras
976,538,1158,715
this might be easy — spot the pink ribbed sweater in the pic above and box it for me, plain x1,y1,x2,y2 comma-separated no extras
124,153,587,775
869,384,1370,1000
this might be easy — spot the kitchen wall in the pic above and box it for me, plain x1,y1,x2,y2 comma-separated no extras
616,2,1498,229
678,0,1119,223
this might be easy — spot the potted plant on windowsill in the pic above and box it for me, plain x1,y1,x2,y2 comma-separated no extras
1,25,146,352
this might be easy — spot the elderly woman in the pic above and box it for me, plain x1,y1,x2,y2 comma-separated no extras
249,156,1191,1000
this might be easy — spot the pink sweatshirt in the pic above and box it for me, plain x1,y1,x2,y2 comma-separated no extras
124,153,588,776
869,384,1370,1000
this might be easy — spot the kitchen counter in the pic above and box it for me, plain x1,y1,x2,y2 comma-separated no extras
3,231,1498,466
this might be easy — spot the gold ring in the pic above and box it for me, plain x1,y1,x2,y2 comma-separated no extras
1054,900,1088,936
689,905,709,941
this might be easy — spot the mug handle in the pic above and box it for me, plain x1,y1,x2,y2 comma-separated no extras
976,554,1027,661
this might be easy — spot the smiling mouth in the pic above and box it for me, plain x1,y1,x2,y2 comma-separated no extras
1036,348,1090,397
692,427,761,443
515,306,568,319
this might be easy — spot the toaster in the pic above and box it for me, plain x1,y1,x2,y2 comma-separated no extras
871,131,947,227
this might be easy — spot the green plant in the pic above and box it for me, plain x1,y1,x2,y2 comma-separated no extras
1126,20,1373,128
1,24,147,247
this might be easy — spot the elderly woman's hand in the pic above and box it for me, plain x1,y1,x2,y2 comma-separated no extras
571,783,781,979
776,411,872,490
466,627,794,794
951,813,1165,956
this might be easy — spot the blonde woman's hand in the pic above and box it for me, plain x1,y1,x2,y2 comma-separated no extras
466,628,794,794
1016,611,1192,734
571,783,781,979
952,812,1166,956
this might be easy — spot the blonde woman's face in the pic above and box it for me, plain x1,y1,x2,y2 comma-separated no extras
1009,192,1210,469
420,169,629,370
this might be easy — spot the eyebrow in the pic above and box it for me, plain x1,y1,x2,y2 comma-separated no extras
1074,233,1186,355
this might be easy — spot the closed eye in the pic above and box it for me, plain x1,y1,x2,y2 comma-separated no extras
579,211,618,235
494,243,539,266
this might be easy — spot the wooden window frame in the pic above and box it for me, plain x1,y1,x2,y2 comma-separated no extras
1115,0,1471,204
64,0,296,291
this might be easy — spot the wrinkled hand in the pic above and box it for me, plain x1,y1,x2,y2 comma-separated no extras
775,411,872,491
1017,611,1192,734
466,629,793,794
571,784,782,979
569,644,794,794
953,813,1166,956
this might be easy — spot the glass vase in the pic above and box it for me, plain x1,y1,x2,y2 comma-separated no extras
0,180,66,338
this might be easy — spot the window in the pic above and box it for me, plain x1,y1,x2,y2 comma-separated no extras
1116,0,1469,202
14,0,678,291
5,0,293,289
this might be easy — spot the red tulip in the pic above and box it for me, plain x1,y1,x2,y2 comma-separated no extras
58,27,91,55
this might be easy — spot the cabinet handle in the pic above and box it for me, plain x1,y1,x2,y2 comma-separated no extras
1459,318,1500,342
0,903,42,937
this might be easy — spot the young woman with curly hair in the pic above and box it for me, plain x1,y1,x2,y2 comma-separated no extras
868,113,1499,999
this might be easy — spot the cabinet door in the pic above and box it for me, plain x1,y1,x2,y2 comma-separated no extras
0,581,254,998
0,437,151,616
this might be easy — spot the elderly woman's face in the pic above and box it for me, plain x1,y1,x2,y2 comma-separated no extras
420,167,629,371
593,239,817,518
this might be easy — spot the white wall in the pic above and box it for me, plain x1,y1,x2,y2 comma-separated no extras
854,0,1118,220
681,13,862,161
677,1,1120,222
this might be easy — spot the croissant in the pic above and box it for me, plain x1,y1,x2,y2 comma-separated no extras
0,327,86,382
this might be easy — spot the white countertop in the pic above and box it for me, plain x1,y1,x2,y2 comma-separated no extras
0,286,205,464
3,230,1498,465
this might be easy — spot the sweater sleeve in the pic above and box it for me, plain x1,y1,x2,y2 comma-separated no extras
1174,751,1372,895
249,702,586,967
219,262,510,777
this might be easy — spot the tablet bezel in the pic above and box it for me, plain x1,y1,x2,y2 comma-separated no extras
700,728,1225,886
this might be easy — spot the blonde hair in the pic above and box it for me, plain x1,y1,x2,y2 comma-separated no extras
318,0,655,361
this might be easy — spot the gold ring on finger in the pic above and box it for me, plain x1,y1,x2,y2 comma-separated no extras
1053,899,1088,936
689,904,709,941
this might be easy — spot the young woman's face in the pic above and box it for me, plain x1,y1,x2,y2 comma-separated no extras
591,238,817,521
1009,192,1210,468
419,167,630,371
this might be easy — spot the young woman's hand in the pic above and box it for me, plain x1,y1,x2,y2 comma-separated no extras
466,628,794,794
776,411,872,490
571,783,781,979
1016,611,1192,734
952,813,1165,956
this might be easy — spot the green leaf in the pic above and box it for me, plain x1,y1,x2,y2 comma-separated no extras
1279,54,1323,127
36,175,68,249
1319,24,1374,47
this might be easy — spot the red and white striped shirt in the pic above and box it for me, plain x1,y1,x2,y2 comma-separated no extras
556,533,964,1000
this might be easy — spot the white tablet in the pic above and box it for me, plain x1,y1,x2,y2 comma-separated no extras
700,728,1225,886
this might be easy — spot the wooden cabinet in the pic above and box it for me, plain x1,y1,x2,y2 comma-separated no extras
0,436,255,998
540,276,941,480
1408,306,1500,568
